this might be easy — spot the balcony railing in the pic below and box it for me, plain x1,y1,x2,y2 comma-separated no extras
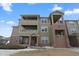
53,23,65,29
20,30,38,36
20,20,38,25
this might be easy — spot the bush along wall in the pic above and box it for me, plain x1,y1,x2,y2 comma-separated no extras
0,44,27,49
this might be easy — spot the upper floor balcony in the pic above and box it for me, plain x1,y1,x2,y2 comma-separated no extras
19,30,38,36
20,15,39,25
20,20,38,25
52,23,66,30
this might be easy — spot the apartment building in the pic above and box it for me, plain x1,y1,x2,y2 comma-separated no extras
10,11,70,48
0,36,10,45
65,20,79,47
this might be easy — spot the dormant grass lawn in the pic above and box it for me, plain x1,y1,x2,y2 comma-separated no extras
11,48,79,56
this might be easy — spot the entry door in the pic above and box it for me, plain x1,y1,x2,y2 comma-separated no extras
54,30,67,48
31,36,37,46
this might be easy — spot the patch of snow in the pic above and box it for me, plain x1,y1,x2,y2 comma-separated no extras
69,48,79,52
42,46,54,49
0,48,37,56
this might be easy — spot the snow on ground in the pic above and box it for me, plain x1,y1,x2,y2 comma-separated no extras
0,47,79,56
0,46,53,56
69,48,79,52
0,48,37,56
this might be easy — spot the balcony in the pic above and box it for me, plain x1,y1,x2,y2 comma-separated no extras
20,30,38,36
53,23,65,30
20,20,38,25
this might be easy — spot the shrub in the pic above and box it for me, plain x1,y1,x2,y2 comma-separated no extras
0,44,26,49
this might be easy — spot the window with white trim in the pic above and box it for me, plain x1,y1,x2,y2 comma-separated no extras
41,26,48,32
68,28,77,34
40,18,48,23
41,37,49,45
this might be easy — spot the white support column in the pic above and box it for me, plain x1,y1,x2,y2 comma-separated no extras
29,36,31,47
36,36,38,46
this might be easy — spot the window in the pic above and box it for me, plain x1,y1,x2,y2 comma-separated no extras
69,28,77,34
55,30,64,35
41,26,48,32
67,22,78,32
19,36,29,44
68,21,75,24
41,37,49,45
40,18,48,23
